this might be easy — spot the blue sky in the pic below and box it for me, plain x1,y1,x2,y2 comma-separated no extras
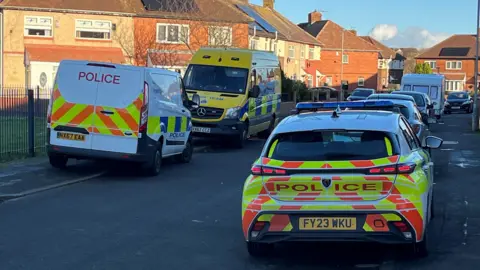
249,0,478,48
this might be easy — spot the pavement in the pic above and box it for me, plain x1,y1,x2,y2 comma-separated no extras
0,111,479,269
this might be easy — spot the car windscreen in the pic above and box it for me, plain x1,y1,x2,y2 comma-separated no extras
413,85,429,95
397,93,425,106
268,130,397,161
352,90,373,97
448,92,468,100
183,64,248,94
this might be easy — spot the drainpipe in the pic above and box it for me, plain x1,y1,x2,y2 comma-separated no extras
473,0,480,131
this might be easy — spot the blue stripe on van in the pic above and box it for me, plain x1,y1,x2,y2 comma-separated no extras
174,117,182,132
160,117,169,133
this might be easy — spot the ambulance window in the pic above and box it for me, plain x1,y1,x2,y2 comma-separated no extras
268,130,398,161
149,73,178,104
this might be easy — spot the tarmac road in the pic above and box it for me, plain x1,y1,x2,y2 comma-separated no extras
0,113,479,270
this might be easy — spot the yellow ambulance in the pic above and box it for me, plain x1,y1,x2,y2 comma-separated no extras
183,48,282,148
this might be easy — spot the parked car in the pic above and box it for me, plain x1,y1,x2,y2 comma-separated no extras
444,91,473,114
346,88,375,101
394,91,434,119
367,94,430,126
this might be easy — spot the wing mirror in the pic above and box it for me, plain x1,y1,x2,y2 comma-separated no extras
427,104,434,109
191,93,200,109
249,85,260,99
424,136,443,149
421,113,429,124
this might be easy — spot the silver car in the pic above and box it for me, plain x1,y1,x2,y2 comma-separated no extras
367,93,430,126
394,91,434,117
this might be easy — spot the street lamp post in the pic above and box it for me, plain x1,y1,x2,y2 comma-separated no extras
340,29,344,100
473,0,480,131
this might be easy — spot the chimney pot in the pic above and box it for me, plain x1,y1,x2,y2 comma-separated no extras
308,11,322,24
263,0,274,9
349,30,357,35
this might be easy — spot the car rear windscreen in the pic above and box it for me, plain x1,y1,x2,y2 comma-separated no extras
268,130,396,161
347,106,410,119
397,93,425,106
352,90,373,97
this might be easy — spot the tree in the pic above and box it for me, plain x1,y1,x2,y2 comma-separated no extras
114,0,249,67
414,63,425,74
422,62,433,74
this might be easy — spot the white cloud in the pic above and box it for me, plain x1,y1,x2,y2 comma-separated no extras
368,25,451,48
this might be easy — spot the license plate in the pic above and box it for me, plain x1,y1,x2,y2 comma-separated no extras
57,132,85,141
452,106,460,109
299,217,357,231
192,127,211,133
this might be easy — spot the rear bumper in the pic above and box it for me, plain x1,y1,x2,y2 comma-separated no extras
191,119,244,137
245,211,417,245
47,144,149,162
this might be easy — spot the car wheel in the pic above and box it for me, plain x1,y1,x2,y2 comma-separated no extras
175,138,193,163
246,242,274,257
411,226,429,258
49,154,68,169
232,123,249,149
143,144,162,176
430,191,435,220
258,116,275,139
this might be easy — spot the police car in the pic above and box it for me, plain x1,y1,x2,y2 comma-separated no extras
241,100,443,258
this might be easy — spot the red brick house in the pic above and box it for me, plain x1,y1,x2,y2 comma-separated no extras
415,34,476,93
299,11,379,93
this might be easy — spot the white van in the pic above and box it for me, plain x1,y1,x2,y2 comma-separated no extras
46,60,200,176
400,74,445,119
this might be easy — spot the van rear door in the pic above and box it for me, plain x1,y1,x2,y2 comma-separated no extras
49,61,99,150
90,64,144,154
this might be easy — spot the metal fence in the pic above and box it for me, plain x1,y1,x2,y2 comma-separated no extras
0,86,52,162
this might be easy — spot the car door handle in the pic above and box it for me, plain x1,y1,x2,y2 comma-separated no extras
182,109,186,113
100,110,114,115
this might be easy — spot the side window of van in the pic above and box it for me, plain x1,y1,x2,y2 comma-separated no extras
150,73,178,104
430,86,438,99
403,85,411,91
256,68,268,97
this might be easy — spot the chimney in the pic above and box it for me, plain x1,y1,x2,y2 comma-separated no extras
308,10,322,24
263,0,274,9
349,30,357,35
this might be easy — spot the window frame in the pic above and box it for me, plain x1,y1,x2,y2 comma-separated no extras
288,45,295,58
358,77,365,87
424,61,437,69
24,16,53,38
446,61,462,70
156,23,190,44
208,26,233,46
446,80,463,91
309,47,315,59
75,19,112,40
342,54,349,64
300,46,305,59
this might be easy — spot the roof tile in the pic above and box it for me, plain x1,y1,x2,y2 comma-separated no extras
416,34,473,59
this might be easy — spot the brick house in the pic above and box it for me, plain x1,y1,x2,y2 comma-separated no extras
0,0,142,91
299,11,379,93
235,0,322,87
415,34,477,93
360,36,405,90
138,0,250,75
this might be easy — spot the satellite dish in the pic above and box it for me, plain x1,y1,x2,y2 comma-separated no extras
39,72,47,87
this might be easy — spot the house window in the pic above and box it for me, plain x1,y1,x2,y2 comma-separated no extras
342,54,349,64
446,80,463,91
382,78,386,86
288,45,295,58
307,75,313,88
24,16,53,37
424,61,437,69
301,46,305,59
309,48,314,59
208,26,232,46
157,23,190,44
378,60,385,69
264,40,269,51
75,19,111,40
271,40,277,53
446,61,462,70
250,38,258,50
358,77,365,86
325,76,332,86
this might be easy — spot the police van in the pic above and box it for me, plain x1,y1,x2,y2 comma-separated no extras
46,60,201,176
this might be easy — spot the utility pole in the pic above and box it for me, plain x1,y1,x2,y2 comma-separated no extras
473,0,480,131
340,29,344,100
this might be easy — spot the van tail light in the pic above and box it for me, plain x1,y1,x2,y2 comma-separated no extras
139,82,149,132
411,124,421,134
368,163,416,175
251,165,287,176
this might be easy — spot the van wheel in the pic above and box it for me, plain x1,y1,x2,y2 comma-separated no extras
49,154,68,169
233,123,248,149
247,242,274,257
143,144,162,176
175,138,193,163
258,116,275,139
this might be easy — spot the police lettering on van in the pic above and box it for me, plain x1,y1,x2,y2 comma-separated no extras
78,72,120,84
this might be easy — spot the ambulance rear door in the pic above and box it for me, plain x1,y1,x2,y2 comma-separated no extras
90,64,144,154
49,61,100,150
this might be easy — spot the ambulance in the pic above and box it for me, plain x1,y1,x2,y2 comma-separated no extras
46,60,201,176
183,48,282,148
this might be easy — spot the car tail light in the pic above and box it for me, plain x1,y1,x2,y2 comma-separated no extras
393,221,409,232
368,163,416,174
251,165,286,176
139,82,149,132
253,221,266,231
411,124,421,134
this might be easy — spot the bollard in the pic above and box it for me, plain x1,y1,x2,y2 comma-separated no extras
27,89,35,157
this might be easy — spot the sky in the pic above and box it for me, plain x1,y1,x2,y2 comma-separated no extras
249,0,478,48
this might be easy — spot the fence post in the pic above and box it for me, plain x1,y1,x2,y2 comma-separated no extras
27,89,35,157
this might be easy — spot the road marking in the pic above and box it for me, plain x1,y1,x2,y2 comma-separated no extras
441,148,455,151
443,141,459,145
0,171,106,201
0,179,22,188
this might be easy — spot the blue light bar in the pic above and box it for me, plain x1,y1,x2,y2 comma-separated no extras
295,100,395,110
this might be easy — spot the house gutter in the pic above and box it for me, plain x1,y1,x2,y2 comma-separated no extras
0,6,136,17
